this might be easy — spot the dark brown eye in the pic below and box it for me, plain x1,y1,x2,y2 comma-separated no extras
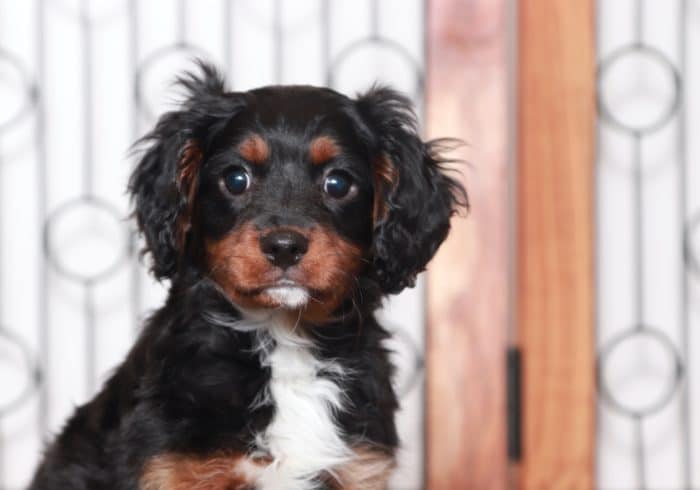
323,171,352,198
223,167,250,195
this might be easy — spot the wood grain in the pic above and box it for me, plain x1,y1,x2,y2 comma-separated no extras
517,0,596,488
425,1,509,488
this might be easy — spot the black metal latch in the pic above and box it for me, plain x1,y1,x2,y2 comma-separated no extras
507,347,522,462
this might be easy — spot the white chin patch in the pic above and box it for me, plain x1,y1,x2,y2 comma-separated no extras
265,286,309,309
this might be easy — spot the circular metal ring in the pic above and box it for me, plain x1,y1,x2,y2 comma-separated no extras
0,48,38,135
685,211,700,277
44,196,131,283
598,325,683,418
598,44,681,135
135,43,212,121
0,326,41,418
327,38,424,101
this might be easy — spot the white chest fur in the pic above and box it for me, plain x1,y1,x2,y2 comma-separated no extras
254,325,352,490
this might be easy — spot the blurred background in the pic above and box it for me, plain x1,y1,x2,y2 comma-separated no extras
0,0,698,489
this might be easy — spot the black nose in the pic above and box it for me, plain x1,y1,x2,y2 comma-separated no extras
260,230,309,269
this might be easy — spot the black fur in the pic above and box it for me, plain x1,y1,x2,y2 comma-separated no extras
30,61,466,490
355,87,467,293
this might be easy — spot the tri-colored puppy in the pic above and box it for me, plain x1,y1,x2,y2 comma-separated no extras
31,62,467,490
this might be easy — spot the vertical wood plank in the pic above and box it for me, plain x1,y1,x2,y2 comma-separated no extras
425,1,509,488
517,1,596,488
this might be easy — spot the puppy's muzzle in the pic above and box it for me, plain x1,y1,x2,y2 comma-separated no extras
259,229,309,269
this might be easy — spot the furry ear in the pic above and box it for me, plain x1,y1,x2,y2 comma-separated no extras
356,86,468,294
129,61,246,280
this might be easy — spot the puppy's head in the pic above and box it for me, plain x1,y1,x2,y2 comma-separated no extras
129,62,467,321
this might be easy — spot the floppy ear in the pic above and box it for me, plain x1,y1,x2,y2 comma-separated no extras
356,86,468,294
129,61,246,280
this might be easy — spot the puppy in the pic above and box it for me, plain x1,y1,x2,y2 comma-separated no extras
30,62,467,490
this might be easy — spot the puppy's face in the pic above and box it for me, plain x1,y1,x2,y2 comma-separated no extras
196,89,374,316
130,63,467,322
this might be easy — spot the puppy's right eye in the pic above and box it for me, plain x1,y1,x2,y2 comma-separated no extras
223,168,250,195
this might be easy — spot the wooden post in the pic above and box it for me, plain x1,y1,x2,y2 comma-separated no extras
426,1,510,488
517,1,596,487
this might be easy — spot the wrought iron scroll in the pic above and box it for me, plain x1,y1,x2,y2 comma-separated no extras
0,41,41,487
596,1,693,488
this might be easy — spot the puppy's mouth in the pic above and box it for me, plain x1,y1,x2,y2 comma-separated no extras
237,279,313,310
263,283,310,309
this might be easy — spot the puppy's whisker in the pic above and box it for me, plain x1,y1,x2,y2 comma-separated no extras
291,308,303,334
305,292,324,305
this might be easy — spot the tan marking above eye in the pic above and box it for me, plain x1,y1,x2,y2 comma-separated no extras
309,136,341,165
237,134,269,164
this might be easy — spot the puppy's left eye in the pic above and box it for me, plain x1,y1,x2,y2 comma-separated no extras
323,171,353,199
223,167,250,195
